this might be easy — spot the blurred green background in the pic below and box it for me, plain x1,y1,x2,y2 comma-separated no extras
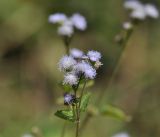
0,0,160,137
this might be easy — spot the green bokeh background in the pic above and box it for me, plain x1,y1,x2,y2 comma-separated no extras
0,0,160,137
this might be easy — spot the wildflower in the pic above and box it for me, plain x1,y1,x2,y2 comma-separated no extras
48,13,67,24
71,13,87,30
130,6,146,20
87,50,102,62
124,0,143,11
70,48,84,58
112,132,130,137
22,134,33,137
94,61,103,69
84,65,96,79
144,4,159,19
123,22,133,30
58,24,74,37
59,55,77,71
64,93,76,105
63,73,78,85
74,61,96,79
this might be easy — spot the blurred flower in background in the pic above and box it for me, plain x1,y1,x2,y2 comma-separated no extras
112,132,130,137
48,13,87,37
124,0,159,20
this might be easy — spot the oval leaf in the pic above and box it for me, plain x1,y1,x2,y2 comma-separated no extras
80,92,91,112
55,109,75,122
100,105,131,121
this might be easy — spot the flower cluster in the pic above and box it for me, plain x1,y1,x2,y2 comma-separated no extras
49,13,87,37
58,48,102,86
124,0,159,20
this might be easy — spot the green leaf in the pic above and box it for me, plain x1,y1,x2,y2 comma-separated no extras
55,109,75,122
80,92,91,112
100,105,131,121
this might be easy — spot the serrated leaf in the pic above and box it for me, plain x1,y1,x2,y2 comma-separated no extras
80,92,91,112
55,109,75,122
100,105,130,121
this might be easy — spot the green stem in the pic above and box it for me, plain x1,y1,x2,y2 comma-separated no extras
61,122,67,137
79,28,134,135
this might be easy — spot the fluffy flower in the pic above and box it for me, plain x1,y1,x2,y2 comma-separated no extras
112,132,130,137
71,13,87,30
22,134,33,137
64,93,75,105
70,48,84,58
130,7,146,20
58,20,74,37
63,73,78,85
123,22,133,30
48,13,67,24
124,0,143,11
84,66,96,79
74,61,96,79
144,4,159,19
59,55,77,71
87,50,102,62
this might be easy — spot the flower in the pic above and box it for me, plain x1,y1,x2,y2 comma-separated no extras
123,22,133,30
58,24,74,37
87,50,102,62
64,93,75,105
70,48,84,58
59,55,77,71
48,13,67,24
71,13,87,30
84,65,96,79
22,134,33,137
130,7,146,20
124,0,143,11
144,4,159,19
63,73,78,85
112,132,130,137
74,61,96,79
124,1,159,20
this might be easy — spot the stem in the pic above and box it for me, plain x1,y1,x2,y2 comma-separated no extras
96,28,133,104
61,122,67,137
78,81,87,113
60,36,71,137
63,36,72,55
79,28,134,134
73,78,86,137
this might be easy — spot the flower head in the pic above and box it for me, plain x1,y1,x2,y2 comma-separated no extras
22,134,33,137
63,73,78,85
59,55,77,71
144,4,159,19
112,132,130,137
71,13,87,30
74,61,96,79
64,93,75,105
124,0,143,11
58,24,74,37
49,13,67,24
84,65,96,79
123,22,133,30
70,48,84,58
87,50,102,62
129,3,146,20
